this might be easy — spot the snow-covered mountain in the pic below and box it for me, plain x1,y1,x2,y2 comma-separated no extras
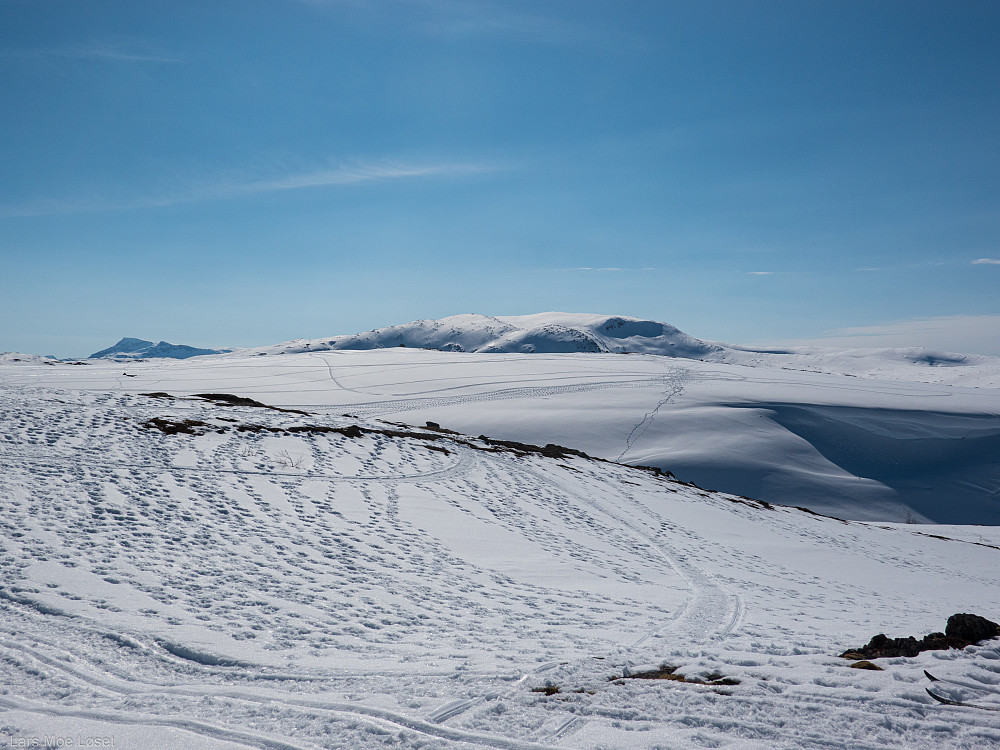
89,337,227,359
255,312,725,359
253,312,999,379
0,384,997,749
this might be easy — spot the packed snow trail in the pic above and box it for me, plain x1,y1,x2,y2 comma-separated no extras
494,454,743,649
2,383,1000,749
0,636,567,750
320,375,678,418
616,368,690,462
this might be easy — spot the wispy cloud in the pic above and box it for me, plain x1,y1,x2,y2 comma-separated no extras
972,258,1000,265
570,267,654,272
221,161,487,196
0,159,496,218
16,40,181,64
747,271,774,276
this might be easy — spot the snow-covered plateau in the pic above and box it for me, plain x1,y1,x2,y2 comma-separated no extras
1,312,999,749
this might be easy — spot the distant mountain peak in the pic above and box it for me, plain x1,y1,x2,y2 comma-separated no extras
259,312,726,360
89,338,227,360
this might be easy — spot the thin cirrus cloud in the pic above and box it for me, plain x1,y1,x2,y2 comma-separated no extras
972,258,1000,265
16,41,182,64
221,161,491,196
570,267,655,272
0,160,497,218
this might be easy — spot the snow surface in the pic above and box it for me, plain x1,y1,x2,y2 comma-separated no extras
8,333,997,524
1,345,999,749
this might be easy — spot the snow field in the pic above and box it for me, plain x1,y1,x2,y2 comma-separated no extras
1,378,999,748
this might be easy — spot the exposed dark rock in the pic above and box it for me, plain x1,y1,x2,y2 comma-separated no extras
841,614,1000,659
193,393,309,415
614,665,740,686
424,421,460,434
140,417,210,436
848,660,882,670
530,684,560,696
630,463,677,478
946,613,1000,643
475,436,592,460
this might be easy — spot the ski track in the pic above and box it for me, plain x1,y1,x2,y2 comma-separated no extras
0,694,315,750
2,380,1000,749
425,452,745,743
307,375,684,419
494,454,743,649
616,368,690,462
0,387,699,748
0,639,564,750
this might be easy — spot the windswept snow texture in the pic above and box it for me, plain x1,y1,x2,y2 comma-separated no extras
258,313,724,358
90,337,226,360
1,379,1000,749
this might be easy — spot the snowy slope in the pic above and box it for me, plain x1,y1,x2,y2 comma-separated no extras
7,345,997,524
0,383,999,749
90,337,227,359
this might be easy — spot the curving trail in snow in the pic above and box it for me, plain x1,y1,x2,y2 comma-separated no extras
321,376,676,419
1,366,1000,749
616,368,691,463
0,636,565,750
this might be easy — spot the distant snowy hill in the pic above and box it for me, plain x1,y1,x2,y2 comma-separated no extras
253,312,997,377
0,352,54,364
89,337,227,360
256,312,725,359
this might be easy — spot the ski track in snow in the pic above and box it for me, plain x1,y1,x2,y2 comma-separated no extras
615,368,691,463
1,366,1000,749
406,447,744,740
306,371,695,419
0,387,696,747
0,637,565,750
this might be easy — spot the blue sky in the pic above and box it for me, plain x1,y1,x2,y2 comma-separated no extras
2,0,998,357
